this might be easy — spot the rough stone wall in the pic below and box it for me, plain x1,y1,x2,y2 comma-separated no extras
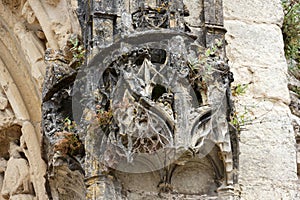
223,0,298,199
0,0,298,199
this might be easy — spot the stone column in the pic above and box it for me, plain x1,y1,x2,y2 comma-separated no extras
223,0,298,199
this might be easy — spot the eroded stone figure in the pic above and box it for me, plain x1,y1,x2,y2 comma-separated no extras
1,141,34,200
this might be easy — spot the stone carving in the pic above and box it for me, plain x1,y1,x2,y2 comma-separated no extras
21,2,36,24
1,141,34,200
0,90,15,132
76,30,237,195
13,21,46,90
20,0,81,49
93,17,115,48
131,0,189,30
0,96,8,111
0,0,295,199
131,3,169,29
42,34,86,199
0,158,7,196
45,0,61,7
42,0,239,199
0,1,83,199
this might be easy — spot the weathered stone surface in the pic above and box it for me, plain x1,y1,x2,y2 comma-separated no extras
21,122,48,200
49,164,85,200
0,1,81,200
223,0,284,26
239,119,295,183
292,115,300,137
225,21,286,68
239,182,297,200
1,141,35,200
0,96,8,111
0,88,15,129
231,65,290,104
0,58,30,121
224,0,298,199
45,1,238,199
251,67,289,103
170,158,217,195
27,0,81,49
290,92,300,117
0,125,22,160
183,0,203,26
13,22,46,90
0,1,42,123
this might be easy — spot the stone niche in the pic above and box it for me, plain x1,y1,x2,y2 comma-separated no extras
42,0,239,199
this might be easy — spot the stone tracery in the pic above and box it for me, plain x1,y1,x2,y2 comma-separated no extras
40,0,239,199
42,0,238,199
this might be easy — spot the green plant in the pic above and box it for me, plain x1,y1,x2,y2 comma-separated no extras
232,83,248,96
68,35,85,68
63,117,77,132
187,39,226,105
230,106,248,131
282,0,300,66
95,105,113,128
205,39,223,56
70,37,85,59
54,131,82,156
288,84,300,95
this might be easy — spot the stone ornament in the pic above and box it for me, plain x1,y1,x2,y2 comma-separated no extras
42,0,239,199
1,141,34,200
21,2,36,24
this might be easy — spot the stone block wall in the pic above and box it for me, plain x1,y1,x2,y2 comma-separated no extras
224,0,298,199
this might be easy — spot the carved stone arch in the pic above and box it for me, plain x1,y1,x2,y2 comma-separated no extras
0,7,49,198
0,25,48,200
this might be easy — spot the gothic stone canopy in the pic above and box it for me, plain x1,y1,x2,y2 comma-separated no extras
42,0,238,199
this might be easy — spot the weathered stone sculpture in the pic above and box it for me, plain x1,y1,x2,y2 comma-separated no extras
42,0,239,199
1,141,34,200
